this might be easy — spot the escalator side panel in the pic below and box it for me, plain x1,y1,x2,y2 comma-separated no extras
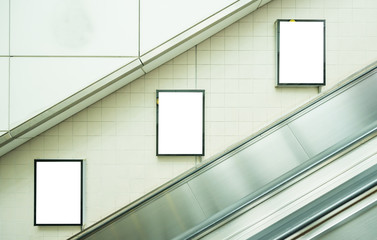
85,183,206,240
288,72,377,157
188,126,309,217
314,200,377,240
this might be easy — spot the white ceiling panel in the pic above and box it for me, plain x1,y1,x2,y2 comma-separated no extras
0,0,9,55
140,0,237,55
11,0,138,56
0,57,9,130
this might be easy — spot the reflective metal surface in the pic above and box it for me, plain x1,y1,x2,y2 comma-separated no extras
70,67,377,239
188,126,308,216
198,134,377,240
289,72,377,157
315,201,377,240
85,184,206,240
248,164,377,240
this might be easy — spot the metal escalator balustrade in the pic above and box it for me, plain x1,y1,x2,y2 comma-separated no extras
247,163,377,240
182,122,377,240
305,189,377,240
69,62,377,240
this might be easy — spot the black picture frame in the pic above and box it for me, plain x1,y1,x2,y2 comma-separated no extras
34,159,83,226
156,90,205,156
276,19,326,86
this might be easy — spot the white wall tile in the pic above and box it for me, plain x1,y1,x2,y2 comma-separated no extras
11,0,138,56
282,0,296,8
9,57,134,127
211,51,225,64
210,37,225,51
239,51,254,64
197,51,211,64
173,65,189,79
295,0,310,8
224,65,239,79
211,65,225,78
173,52,188,65
59,121,73,136
239,37,253,50
239,22,254,36
225,23,239,37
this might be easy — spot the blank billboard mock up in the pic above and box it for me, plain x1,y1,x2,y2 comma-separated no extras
157,90,205,156
34,160,83,226
277,19,326,86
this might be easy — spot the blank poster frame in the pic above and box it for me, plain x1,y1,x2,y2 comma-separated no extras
276,19,326,86
156,90,205,156
34,159,83,226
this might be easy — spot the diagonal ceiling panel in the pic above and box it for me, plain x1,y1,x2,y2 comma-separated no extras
0,58,9,130
0,0,9,55
140,0,238,55
11,0,138,56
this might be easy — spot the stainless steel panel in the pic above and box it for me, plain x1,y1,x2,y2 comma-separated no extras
188,126,309,216
85,183,206,240
316,202,377,240
248,163,377,240
289,72,377,157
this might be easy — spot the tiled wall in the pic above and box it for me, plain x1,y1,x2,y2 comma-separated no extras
1,0,377,239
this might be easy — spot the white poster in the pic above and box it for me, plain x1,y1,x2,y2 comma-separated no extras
34,160,82,225
157,90,204,155
277,20,325,85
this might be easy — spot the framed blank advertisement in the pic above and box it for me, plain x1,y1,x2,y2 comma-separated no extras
34,159,83,226
276,19,326,86
156,90,205,156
